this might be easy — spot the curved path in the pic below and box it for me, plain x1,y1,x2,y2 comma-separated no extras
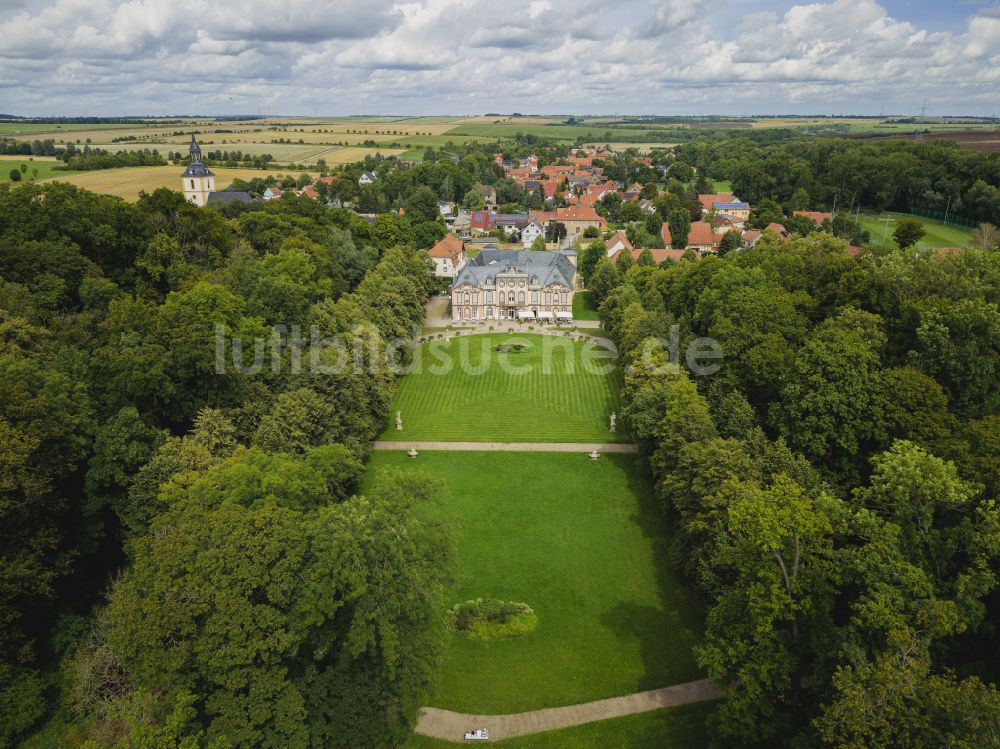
414,679,722,742
371,441,636,453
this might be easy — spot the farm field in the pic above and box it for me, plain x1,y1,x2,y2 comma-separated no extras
363,451,704,714
404,702,713,748
856,211,974,250
380,333,626,443
38,165,317,200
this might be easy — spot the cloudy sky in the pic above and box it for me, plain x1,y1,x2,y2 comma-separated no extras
1,0,998,116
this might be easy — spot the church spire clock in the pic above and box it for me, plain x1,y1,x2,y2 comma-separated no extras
180,133,215,207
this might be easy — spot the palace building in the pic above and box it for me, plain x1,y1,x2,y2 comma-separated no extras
450,248,576,323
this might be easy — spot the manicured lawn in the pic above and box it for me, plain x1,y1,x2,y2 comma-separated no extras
572,291,600,321
404,702,715,748
363,451,704,714
712,180,732,193
857,211,973,250
382,333,626,443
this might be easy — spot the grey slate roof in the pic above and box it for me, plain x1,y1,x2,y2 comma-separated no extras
207,191,253,205
182,161,214,178
451,248,575,290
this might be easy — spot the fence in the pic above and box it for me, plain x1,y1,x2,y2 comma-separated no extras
909,207,978,229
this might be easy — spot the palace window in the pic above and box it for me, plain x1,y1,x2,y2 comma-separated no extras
508,291,515,303
473,292,479,305
486,291,493,303
545,292,552,305
531,291,538,303
464,292,471,304
518,291,525,304
562,293,568,304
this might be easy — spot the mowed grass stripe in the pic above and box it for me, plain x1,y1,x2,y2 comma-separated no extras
383,334,624,443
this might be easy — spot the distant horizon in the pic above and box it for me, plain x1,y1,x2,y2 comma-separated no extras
4,113,999,121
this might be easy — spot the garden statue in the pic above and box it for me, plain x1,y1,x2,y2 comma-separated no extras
609,412,617,433
396,410,403,431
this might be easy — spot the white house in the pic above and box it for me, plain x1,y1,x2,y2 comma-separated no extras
358,171,377,185
521,221,545,248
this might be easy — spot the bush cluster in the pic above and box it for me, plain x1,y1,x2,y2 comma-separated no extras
448,598,537,640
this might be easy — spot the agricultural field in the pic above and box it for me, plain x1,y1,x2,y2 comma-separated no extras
38,165,317,201
380,333,626,443
405,702,714,748
856,211,974,250
363,451,703,713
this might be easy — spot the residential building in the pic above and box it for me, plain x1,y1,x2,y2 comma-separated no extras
521,221,545,247
794,210,833,224
358,171,377,185
556,205,605,238
450,248,576,322
712,199,751,220
687,221,718,253
262,186,282,200
428,234,467,277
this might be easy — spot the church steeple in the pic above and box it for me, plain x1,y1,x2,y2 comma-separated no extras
181,133,214,207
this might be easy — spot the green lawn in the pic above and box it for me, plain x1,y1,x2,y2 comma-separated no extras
572,291,600,321
382,334,626,443
857,211,973,250
404,702,715,748
363,451,703,714
712,180,732,193
0,159,82,182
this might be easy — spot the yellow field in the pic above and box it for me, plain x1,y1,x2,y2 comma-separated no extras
39,166,316,201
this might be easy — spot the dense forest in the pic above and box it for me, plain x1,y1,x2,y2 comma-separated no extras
676,136,1000,224
589,234,1000,746
3,135,1000,747
0,182,445,747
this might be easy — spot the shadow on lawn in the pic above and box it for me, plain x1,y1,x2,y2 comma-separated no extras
600,454,706,690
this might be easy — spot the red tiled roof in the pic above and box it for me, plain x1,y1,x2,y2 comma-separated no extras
661,222,672,247
688,221,717,247
765,222,788,236
794,211,833,224
428,234,465,259
698,193,735,211
556,206,603,223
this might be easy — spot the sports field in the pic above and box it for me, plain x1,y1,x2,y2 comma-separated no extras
363,451,703,713
382,333,626,443
857,211,973,250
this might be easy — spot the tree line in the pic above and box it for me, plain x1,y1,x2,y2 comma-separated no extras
0,181,446,747
591,232,1000,747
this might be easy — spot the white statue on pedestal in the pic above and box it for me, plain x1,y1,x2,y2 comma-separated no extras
609,412,617,433
395,410,403,431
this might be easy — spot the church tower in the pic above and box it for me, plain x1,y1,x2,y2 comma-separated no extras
181,134,215,207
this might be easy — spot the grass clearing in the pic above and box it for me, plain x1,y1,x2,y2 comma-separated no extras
0,157,83,182
404,702,714,748
571,291,600,321
381,333,625,443
856,211,974,250
363,451,703,713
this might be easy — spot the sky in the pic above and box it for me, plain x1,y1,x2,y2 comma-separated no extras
0,0,998,117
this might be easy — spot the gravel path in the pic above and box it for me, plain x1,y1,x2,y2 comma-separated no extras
371,441,636,453
413,679,722,742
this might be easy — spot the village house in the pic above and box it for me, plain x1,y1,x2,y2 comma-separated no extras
794,210,833,224
521,221,545,248
711,199,751,220
556,205,605,238
450,248,576,322
428,234,467,278
358,171,377,185
262,186,282,200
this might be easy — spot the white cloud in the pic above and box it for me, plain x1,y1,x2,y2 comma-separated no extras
0,0,997,115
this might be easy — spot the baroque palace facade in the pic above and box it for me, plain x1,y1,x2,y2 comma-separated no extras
450,248,576,322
